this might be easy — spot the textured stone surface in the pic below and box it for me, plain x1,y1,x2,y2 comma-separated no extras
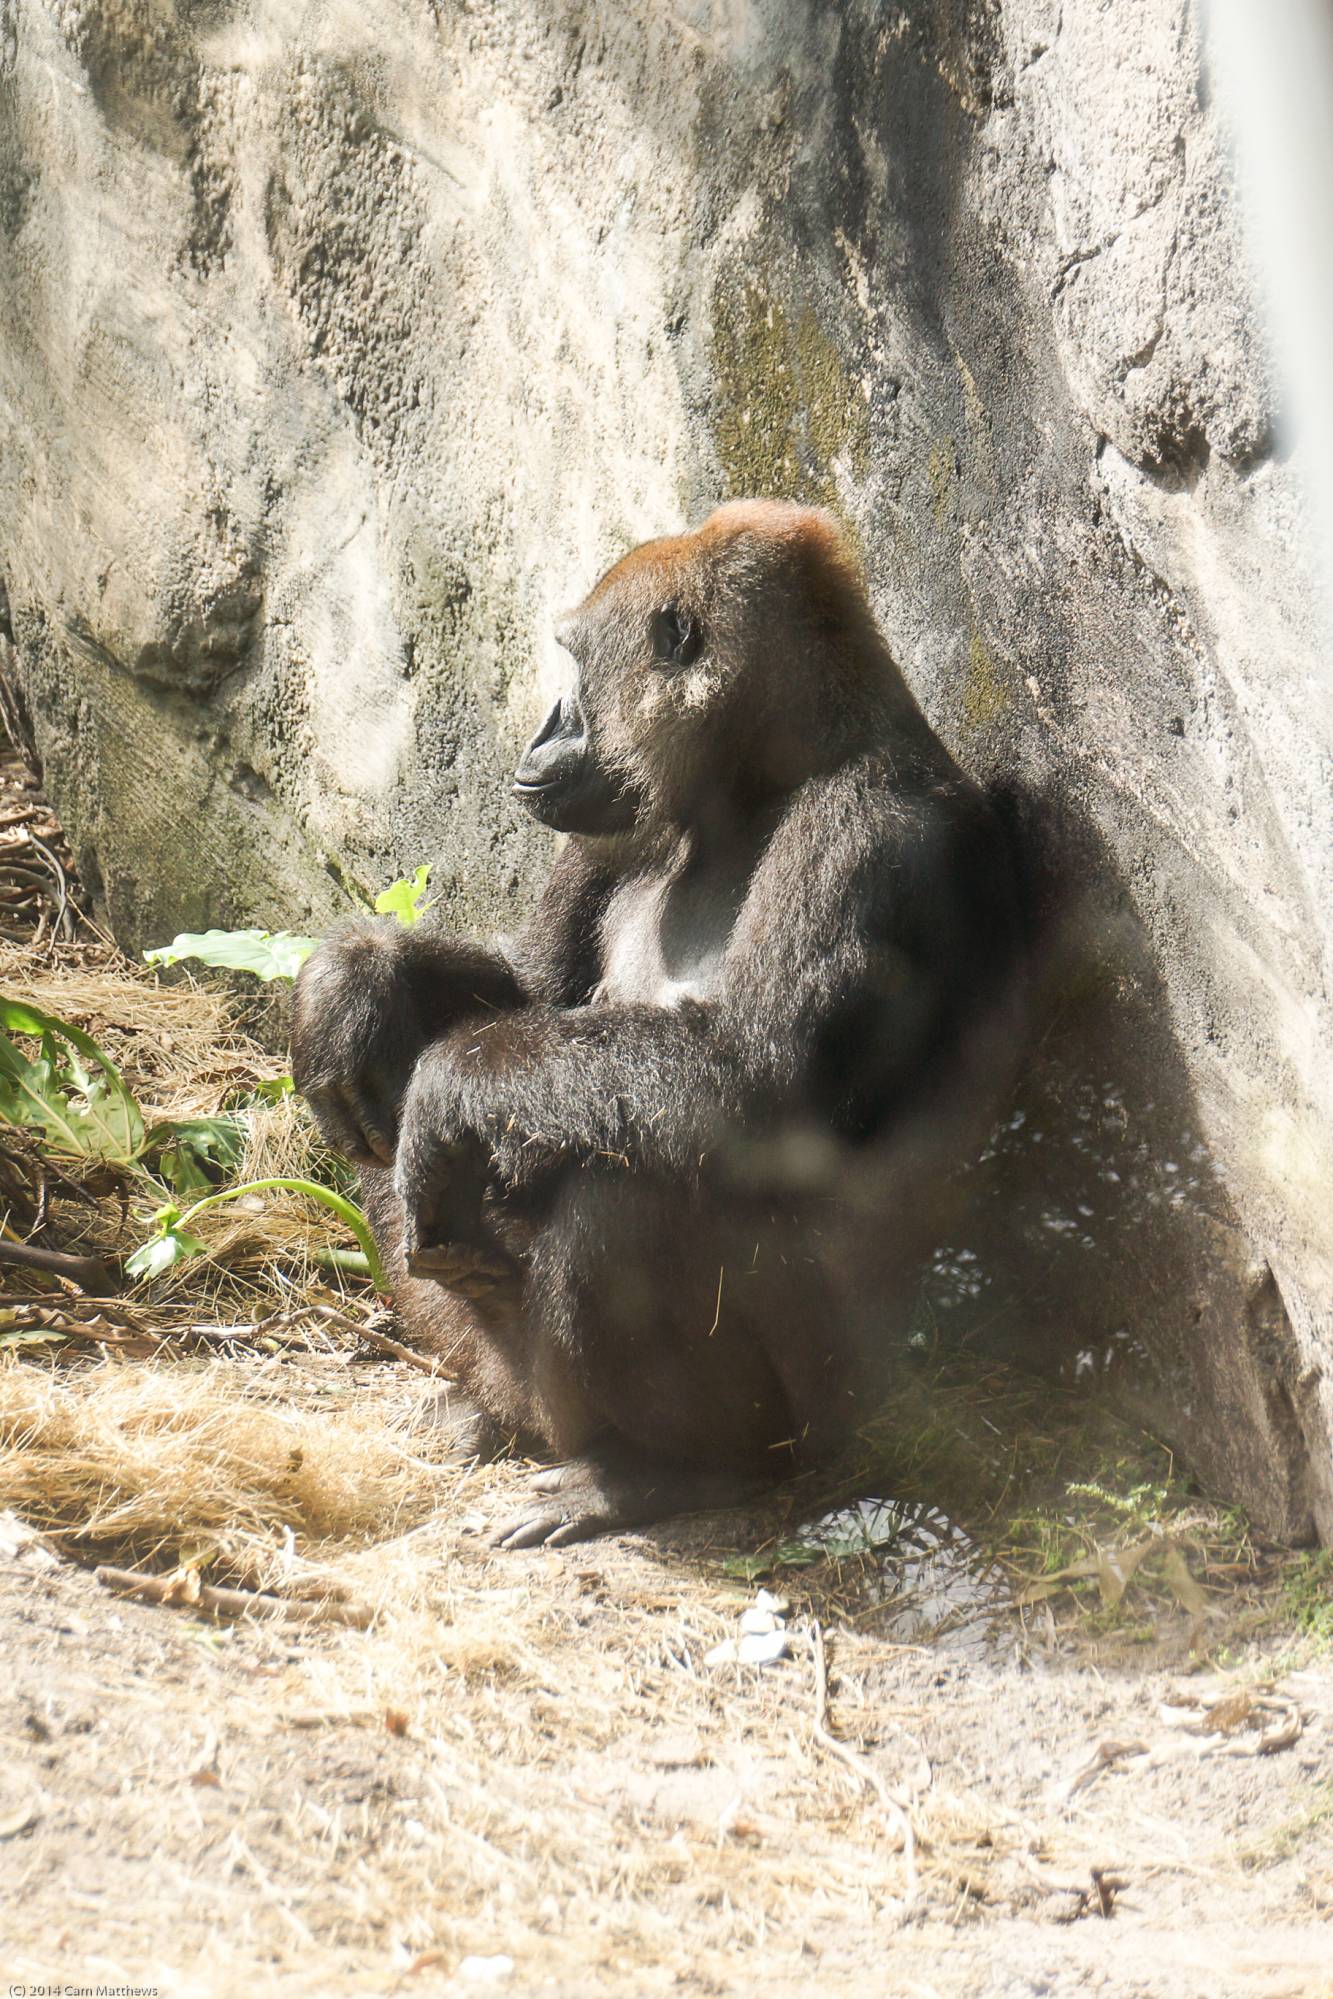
0,1,1329,1536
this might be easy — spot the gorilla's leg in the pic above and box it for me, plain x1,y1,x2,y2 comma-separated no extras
378,1157,871,1543
358,1165,584,1453
482,1171,840,1542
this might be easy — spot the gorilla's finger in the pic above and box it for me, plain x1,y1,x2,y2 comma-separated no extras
337,1081,396,1166
306,1085,382,1169
492,1512,565,1550
542,1517,603,1548
404,1240,478,1280
397,1131,496,1258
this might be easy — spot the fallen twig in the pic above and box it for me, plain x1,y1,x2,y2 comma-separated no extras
1062,1737,1150,1799
0,1299,161,1356
95,1564,374,1629
0,1239,116,1291
310,1300,444,1376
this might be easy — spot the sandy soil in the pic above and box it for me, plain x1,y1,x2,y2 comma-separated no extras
2,1449,1331,1999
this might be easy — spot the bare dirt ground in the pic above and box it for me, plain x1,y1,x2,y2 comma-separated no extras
1,737,1330,1999
3,1475,1332,1999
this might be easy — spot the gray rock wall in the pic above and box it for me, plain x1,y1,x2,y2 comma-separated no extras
1,1,1329,1537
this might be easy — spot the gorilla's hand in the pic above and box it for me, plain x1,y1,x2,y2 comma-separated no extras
292,922,429,1167
394,1042,518,1284
293,922,528,1169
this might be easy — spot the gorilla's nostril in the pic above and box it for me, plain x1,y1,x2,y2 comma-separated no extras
522,700,565,760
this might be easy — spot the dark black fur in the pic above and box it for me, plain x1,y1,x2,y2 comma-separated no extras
292,501,1025,1544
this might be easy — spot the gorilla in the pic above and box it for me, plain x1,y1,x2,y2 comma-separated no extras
292,501,1025,1544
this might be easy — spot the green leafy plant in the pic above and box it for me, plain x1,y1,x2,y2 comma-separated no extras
0,999,380,1290
373,863,433,926
150,1117,249,1197
124,1209,211,1282
141,864,435,983
0,997,244,1185
0,995,144,1163
2,866,435,1291
143,928,316,982
127,1179,388,1290
1281,1550,1333,1647
253,1074,296,1103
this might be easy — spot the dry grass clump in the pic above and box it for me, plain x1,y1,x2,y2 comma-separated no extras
0,1355,449,1584
0,934,285,1121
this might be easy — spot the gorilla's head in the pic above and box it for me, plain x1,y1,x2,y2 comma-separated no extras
513,500,900,837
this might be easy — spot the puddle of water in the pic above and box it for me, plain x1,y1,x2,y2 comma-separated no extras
795,1497,1012,1655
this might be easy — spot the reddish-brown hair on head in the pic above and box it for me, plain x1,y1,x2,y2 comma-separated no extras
584,499,864,614
695,497,857,572
697,499,868,633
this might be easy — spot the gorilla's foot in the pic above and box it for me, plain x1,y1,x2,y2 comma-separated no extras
411,1390,527,1463
492,1444,765,1549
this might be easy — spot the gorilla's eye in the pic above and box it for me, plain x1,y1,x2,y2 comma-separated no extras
649,605,704,670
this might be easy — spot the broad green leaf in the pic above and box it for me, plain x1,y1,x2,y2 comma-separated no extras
152,1146,213,1197
0,996,145,1163
146,1114,248,1196
252,1073,295,1103
126,1225,210,1281
722,1553,775,1582
374,864,433,927
144,929,316,982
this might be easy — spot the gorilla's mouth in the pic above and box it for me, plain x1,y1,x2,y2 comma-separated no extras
511,767,638,834
513,694,638,834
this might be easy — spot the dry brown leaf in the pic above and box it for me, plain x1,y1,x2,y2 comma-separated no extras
1096,1540,1154,1607
1161,1546,1207,1614
1203,1689,1255,1734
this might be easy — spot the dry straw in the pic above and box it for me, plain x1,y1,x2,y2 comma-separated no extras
0,1357,451,1586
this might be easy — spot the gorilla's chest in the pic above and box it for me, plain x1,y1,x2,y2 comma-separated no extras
597,854,752,1008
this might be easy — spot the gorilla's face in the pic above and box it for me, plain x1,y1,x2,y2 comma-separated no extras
513,532,737,836
513,501,846,837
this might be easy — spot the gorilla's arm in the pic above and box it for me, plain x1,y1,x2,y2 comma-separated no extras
292,924,523,1167
727,759,1015,1136
397,998,743,1201
506,840,620,1006
293,842,615,1167
395,761,1001,1212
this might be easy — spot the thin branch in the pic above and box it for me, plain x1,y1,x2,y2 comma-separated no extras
0,1239,117,1292
95,1565,373,1629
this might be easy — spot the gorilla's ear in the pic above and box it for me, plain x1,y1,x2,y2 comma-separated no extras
650,604,704,670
